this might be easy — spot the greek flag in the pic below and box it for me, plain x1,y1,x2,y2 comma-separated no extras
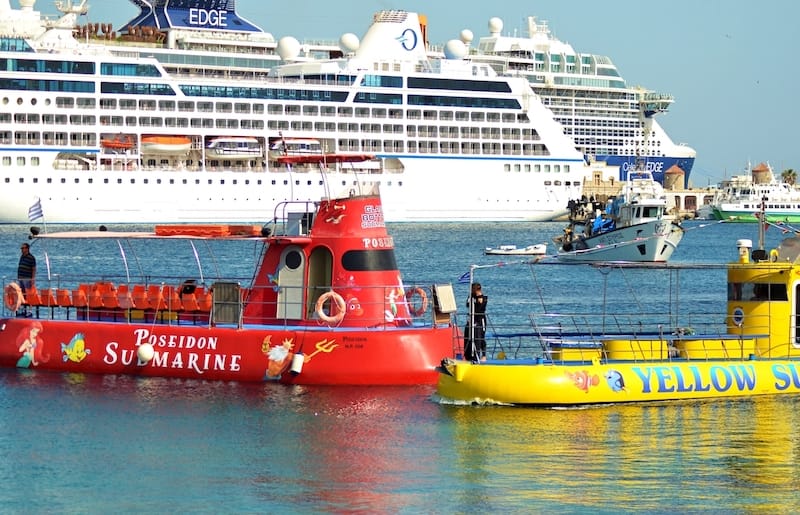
458,271,471,284
28,198,43,221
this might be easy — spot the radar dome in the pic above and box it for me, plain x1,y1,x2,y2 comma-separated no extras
488,17,503,35
459,29,474,45
339,32,360,53
443,39,468,60
276,36,301,60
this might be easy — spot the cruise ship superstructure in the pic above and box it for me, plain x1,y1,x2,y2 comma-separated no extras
0,1,611,224
465,16,696,186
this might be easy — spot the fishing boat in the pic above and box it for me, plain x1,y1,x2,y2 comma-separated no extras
555,170,684,262
711,163,800,223
484,244,547,256
205,137,263,160
437,215,800,406
141,135,192,155
0,2,615,224
0,156,458,385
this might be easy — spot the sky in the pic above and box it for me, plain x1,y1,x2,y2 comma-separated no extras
45,0,798,187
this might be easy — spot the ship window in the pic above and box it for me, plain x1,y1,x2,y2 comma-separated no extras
117,178,122,184
544,181,552,186
55,97,74,108
729,282,788,301
342,249,398,272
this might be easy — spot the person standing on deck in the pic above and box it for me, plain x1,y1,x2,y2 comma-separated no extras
17,243,36,293
16,243,36,317
465,283,488,362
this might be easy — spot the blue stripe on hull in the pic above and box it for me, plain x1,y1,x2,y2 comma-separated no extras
596,156,696,187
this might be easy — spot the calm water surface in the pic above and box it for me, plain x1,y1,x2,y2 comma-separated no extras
1,220,799,512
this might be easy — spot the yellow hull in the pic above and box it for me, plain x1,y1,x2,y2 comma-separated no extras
437,358,800,406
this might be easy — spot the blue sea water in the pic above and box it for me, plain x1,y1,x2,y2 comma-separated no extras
1,220,799,512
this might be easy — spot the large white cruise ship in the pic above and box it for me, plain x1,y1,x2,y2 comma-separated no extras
0,1,617,224
464,16,696,186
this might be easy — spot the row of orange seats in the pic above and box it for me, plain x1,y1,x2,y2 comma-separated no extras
23,282,213,318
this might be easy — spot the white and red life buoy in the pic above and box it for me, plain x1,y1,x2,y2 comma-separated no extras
405,287,428,316
315,291,346,325
4,282,23,312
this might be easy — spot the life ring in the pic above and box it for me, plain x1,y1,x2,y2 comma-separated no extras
315,291,346,325
405,287,428,316
4,282,23,312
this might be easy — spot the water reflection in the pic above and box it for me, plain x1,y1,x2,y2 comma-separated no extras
444,397,800,511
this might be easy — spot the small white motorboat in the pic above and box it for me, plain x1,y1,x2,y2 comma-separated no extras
484,244,547,256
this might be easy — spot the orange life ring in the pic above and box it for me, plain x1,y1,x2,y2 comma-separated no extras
405,287,428,316
315,291,346,325
5,282,23,312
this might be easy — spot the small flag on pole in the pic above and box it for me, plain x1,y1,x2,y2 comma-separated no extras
28,198,43,221
458,271,471,284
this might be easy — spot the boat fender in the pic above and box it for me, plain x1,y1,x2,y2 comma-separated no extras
770,249,779,262
4,282,23,312
405,287,429,316
315,291,346,325
290,352,304,375
137,343,155,364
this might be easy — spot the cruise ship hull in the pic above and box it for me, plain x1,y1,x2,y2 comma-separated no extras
0,156,583,224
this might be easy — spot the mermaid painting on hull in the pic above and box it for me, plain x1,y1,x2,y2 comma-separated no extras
15,321,49,367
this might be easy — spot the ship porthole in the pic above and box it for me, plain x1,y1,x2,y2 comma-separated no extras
732,307,745,327
285,250,302,270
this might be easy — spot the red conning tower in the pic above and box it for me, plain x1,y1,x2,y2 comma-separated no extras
244,185,414,328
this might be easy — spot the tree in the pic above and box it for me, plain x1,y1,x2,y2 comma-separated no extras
781,168,797,185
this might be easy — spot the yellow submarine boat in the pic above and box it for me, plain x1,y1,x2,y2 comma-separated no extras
437,227,800,406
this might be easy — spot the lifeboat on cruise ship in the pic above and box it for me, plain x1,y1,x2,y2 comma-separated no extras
100,135,135,151
141,135,192,154
206,137,262,160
